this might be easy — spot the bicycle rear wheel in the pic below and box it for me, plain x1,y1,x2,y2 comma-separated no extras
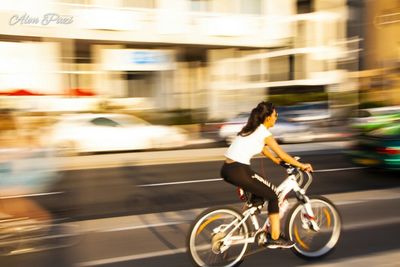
286,196,342,259
187,207,250,267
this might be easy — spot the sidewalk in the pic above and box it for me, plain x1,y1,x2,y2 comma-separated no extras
301,249,400,267
56,141,351,171
71,187,400,267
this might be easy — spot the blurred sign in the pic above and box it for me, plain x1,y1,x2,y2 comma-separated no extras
131,51,168,65
102,49,174,71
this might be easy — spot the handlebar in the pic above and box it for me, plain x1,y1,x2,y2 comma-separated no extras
279,156,301,168
279,156,313,192
279,160,291,168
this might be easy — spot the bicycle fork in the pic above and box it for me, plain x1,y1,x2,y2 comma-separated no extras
280,175,320,232
297,194,320,232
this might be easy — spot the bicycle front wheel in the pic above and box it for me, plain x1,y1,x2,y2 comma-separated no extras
286,196,342,259
187,207,250,267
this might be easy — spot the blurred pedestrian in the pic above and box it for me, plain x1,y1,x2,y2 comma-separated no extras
0,111,56,222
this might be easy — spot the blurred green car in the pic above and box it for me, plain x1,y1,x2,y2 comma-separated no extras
350,106,400,133
351,112,400,133
348,124,400,170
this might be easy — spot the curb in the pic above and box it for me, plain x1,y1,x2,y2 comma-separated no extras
56,141,351,171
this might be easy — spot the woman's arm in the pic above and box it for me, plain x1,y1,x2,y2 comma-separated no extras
262,146,281,165
264,136,313,171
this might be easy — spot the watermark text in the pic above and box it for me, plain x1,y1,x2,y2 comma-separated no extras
9,13,73,26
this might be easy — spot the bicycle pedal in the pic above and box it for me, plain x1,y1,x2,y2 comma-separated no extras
255,231,267,246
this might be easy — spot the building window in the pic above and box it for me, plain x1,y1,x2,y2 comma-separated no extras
212,0,238,13
191,0,211,12
297,0,313,14
295,20,307,47
240,0,262,15
126,72,155,98
65,70,94,95
75,41,91,64
294,54,307,80
123,0,156,8
193,0,261,14
58,0,91,4
246,59,263,82
269,56,290,82
90,0,121,7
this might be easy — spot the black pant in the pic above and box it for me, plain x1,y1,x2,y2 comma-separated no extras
220,161,279,214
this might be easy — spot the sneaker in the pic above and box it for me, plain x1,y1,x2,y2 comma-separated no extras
266,234,295,249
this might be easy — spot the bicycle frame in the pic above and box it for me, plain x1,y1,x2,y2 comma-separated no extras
218,167,319,251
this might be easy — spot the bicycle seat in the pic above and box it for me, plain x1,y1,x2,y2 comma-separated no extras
237,187,265,206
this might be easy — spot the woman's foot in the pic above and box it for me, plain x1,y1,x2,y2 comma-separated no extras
266,234,295,249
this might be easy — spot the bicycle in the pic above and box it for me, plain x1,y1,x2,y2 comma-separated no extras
0,147,79,256
187,158,342,267
0,215,79,256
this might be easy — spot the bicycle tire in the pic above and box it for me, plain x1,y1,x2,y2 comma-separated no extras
187,206,251,267
285,196,342,259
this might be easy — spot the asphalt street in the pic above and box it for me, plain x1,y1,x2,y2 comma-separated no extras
1,145,399,267
74,193,400,267
40,151,398,221
2,187,400,267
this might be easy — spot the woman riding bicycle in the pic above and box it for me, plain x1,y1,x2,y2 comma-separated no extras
220,101,313,249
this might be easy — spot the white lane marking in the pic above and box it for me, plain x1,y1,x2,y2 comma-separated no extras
333,200,365,205
137,167,366,187
344,217,400,231
313,166,366,173
76,216,400,267
137,178,222,187
0,191,64,199
99,221,183,232
76,248,187,267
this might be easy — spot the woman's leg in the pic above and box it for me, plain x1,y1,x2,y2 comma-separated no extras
269,213,280,240
222,163,280,238
245,171,281,240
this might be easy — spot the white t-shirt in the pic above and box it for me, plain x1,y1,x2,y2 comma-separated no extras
224,124,272,165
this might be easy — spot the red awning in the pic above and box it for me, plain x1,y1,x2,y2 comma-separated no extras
9,89,41,96
7,89,42,96
69,88,96,96
0,88,96,96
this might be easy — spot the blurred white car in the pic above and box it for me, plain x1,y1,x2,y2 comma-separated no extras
48,113,188,154
278,102,331,125
219,112,314,144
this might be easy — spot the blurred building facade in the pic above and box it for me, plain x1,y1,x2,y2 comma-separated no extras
0,0,363,118
358,0,400,106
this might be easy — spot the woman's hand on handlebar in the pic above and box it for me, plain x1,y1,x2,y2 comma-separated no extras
300,163,314,172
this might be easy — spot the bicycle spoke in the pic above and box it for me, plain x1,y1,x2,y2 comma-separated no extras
189,208,249,267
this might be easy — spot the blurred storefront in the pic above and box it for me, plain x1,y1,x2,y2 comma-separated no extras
0,41,62,96
96,47,175,107
0,0,359,118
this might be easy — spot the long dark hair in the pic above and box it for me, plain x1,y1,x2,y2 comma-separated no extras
238,101,275,136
